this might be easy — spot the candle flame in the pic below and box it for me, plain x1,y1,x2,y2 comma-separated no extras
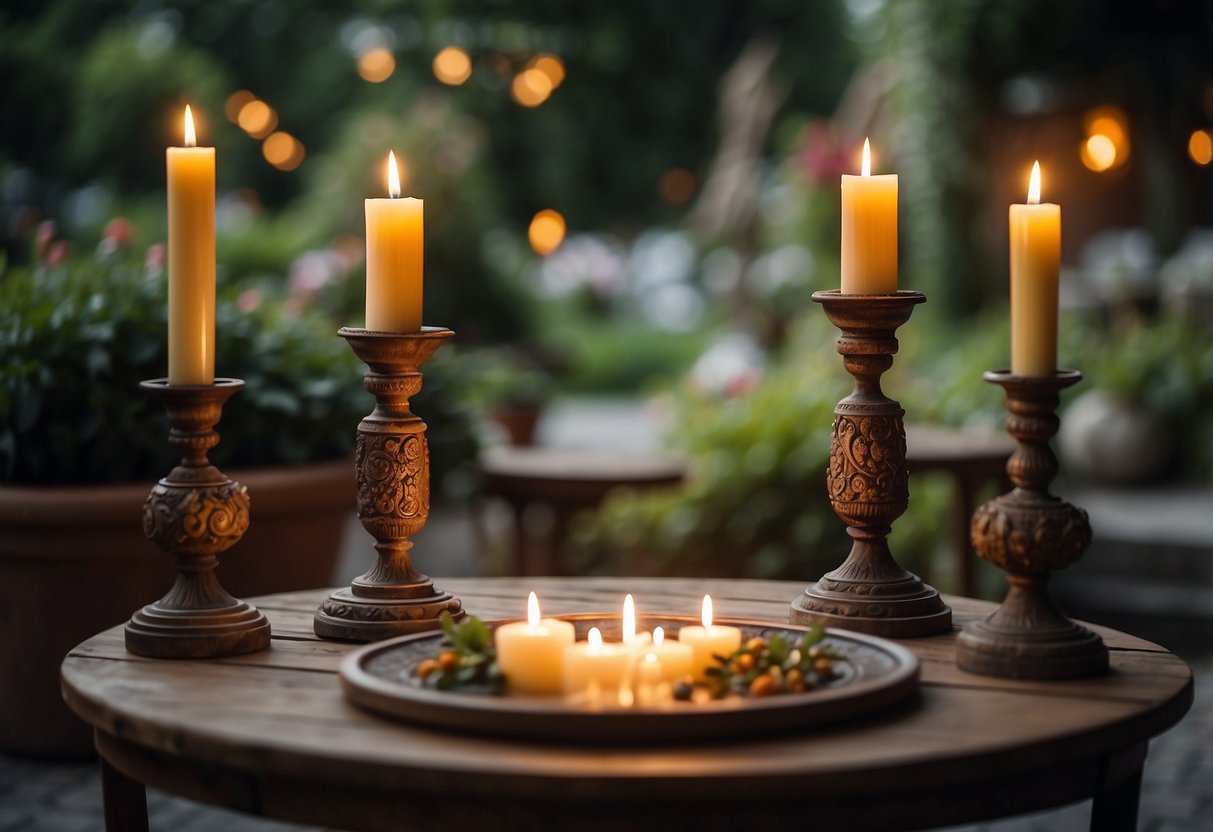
183,105,197,147
623,594,636,642
588,626,602,650
653,626,665,647
702,594,713,629
387,150,401,198
1027,160,1041,205
527,590,540,627
861,137,871,177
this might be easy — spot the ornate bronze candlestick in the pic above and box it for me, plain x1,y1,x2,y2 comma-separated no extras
314,327,465,641
125,379,271,658
789,291,952,638
957,370,1107,679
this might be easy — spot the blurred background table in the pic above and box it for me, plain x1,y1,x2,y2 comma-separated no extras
477,447,686,575
906,424,1014,595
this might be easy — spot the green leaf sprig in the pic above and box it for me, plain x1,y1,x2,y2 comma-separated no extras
414,614,504,695
704,623,847,699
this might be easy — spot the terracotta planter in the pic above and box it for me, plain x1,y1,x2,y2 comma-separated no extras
0,459,354,757
489,403,545,446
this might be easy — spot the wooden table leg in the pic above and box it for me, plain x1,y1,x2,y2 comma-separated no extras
1090,741,1148,832
956,471,979,598
100,750,149,832
508,498,529,576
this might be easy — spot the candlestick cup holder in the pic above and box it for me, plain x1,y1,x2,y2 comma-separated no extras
314,327,466,642
957,370,1107,679
125,379,271,658
789,291,952,638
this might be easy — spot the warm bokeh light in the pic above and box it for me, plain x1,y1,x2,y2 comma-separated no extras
237,99,277,138
528,53,566,89
183,105,196,147
224,91,254,123
387,150,402,198
861,137,871,176
528,208,566,255
1081,134,1117,172
262,131,305,171
511,68,553,107
1188,129,1213,166
658,168,696,204
358,47,396,83
432,46,472,85
1027,160,1042,204
1080,106,1129,171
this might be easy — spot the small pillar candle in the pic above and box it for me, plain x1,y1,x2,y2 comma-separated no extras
1010,161,1061,376
494,592,575,694
563,627,631,699
841,138,898,294
677,595,742,682
365,150,423,332
166,105,215,385
648,626,693,684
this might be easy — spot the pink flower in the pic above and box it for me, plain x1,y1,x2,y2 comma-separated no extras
724,370,758,398
34,221,55,257
103,218,134,248
46,240,69,267
796,121,851,184
237,289,263,313
145,244,165,278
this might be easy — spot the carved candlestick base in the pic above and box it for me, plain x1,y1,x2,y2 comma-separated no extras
125,379,271,658
314,327,466,642
789,291,952,638
957,370,1107,679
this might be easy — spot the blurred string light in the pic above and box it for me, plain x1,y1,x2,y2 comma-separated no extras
510,53,565,107
224,89,305,171
1080,106,1129,172
433,46,472,85
659,168,696,204
528,209,566,255
237,99,277,138
263,131,305,171
528,53,565,89
225,90,255,123
358,47,396,83
511,68,553,107
1189,129,1213,166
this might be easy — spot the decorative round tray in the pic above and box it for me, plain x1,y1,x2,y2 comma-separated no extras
341,614,919,743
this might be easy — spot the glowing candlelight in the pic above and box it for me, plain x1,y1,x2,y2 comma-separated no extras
1009,160,1061,376
841,136,898,294
365,150,423,332
166,104,215,385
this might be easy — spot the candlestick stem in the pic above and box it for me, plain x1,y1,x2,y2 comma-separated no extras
125,379,270,658
789,291,952,638
957,370,1107,679
314,327,465,641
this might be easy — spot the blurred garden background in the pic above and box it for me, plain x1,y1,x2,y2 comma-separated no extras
3,0,1213,641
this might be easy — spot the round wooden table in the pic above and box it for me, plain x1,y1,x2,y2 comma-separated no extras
61,578,1193,832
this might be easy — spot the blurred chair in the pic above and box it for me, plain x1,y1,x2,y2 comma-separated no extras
906,424,1014,596
477,446,685,576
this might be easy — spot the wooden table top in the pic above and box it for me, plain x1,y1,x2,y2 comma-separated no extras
62,577,1194,832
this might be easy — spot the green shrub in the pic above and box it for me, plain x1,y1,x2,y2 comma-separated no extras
0,237,479,489
575,314,948,579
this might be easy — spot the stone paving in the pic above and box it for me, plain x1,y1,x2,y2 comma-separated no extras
1,655,1206,832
